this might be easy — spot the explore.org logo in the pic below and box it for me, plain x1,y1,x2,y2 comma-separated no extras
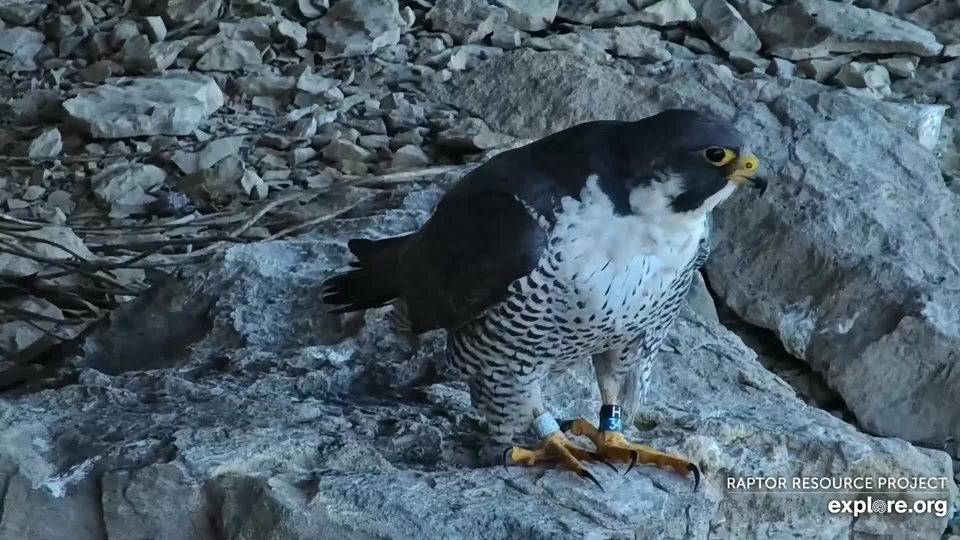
725,475,953,518
827,497,950,518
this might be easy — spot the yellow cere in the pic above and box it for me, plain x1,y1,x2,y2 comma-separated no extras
736,155,760,177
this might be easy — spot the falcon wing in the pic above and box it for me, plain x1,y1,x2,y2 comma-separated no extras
400,188,547,334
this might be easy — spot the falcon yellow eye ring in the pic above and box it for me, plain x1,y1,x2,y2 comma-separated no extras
703,147,736,166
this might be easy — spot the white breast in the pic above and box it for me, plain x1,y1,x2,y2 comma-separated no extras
548,175,706,315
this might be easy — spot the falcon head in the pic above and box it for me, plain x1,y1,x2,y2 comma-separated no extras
615,109,766,217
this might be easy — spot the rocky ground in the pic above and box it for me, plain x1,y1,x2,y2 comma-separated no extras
1,0,959,538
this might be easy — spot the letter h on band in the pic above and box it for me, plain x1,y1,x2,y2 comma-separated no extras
600,404,623,432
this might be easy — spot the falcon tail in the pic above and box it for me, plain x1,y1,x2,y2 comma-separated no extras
322,235,411,314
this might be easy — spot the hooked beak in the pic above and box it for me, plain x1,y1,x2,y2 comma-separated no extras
725,154,767,197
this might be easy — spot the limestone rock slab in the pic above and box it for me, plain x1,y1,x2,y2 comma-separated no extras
750,0,944,60
61,73,224,138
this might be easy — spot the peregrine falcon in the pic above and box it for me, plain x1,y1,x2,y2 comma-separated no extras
323,109,766,490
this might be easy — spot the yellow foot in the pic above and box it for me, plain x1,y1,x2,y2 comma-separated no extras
563,418,701,491
503,431,617,490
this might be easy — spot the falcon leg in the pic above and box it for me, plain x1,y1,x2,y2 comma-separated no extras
504,408,615,490
563,413,699,490
560,350,701,490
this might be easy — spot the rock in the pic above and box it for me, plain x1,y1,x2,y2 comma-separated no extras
273,19,308,49
288,115,317,138
697,0,762,54
871,102,947,152
0,3,47,25
424,49,645,136
526,27,671,63
627,0,698,26
436,117,516,151
728,0,772,17
44,190,76,215
6,199,32,211
728,50,769,72
0,225,94,277
833,62,891,94
493,0,558,31
143,16,166,43
289,147,319,165
337,159,368,174
901,0,959,44
399,5,416,28
121,36,188,72
358,134,390,150
443,44,504,70
296,68,339,94
750,0,944,60
686,271,719,324
101,463,214,540
217,17,275,43
172,136,245,174
426,49,960,450
91,162,166,208
347,118,387,136
110,20,141,50
0,189,954,539
322,140,373,162
298,0,327,19
382,94,426,132
609,27,672,61
684,35,716,54
309,0,404,57
488,25,523,49
237,168,268,199
339,126,362,144
159,0,223,24
45,15,77,40
79,60,118,84
179,157,247,203
22,186,45,202
418,35,449,54
879,55,919,78
557,0,632,23
391,128,426,150
88,31,115,61
27,128,63,158
946,43,960,57
426,0,508,44
0,297,64,357
0,27,44,58
62,73,224,138
390,144,430,168
195,40,262,71
766,57,797,77
235,74,296,97
66,1,94,28
796,54,855,82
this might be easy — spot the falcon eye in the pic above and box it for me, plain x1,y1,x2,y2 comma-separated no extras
703,147,735,166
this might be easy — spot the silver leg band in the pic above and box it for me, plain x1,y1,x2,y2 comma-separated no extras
533,412,560,438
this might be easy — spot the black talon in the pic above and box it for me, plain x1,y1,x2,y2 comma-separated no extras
579,468,604,492
502,447,512,472
589,451,618,473
557,419,573,432
689,463,701,492
625,449,639,476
